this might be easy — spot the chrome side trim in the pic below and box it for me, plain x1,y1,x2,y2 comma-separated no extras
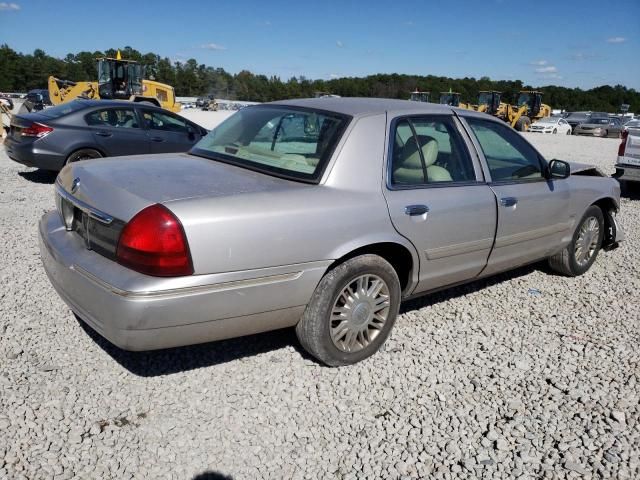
55,182,114,225
71,265,304,299
494,222,572,248
425,237,494,260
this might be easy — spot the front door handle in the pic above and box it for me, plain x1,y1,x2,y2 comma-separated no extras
150,136,164,142
95,131,112,137
405,204,429,216
500,197,518,207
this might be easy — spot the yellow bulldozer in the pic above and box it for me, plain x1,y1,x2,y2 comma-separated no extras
48,53,181,112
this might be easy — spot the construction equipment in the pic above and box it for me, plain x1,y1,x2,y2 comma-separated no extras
474,91,502,115
503,91,551,131
409,89,430,103
48,52,180,112
439,91,471,110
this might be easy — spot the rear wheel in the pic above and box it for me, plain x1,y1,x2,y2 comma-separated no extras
515,116,531,132
295,254,401,366
566,129,571,135
65,148,102,165
548,205,604,276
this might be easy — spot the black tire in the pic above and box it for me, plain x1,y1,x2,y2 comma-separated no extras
548,205,604,276
515,116,531,132
602,130,608,138
553,128,557,134
566,129,571,135
65,148,102,165
295,254,401,366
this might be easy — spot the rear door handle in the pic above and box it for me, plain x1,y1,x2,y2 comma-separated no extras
500,197,518,207
95,131,112,137
150,137,164,142
405,204,429,216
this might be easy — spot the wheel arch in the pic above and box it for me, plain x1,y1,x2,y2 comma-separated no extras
325,240,419,296
65,145,106,162
592,196,619,248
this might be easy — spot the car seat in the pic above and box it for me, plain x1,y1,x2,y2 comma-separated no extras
393,135,452,184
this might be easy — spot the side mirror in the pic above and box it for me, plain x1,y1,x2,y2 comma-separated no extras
548,159,570,179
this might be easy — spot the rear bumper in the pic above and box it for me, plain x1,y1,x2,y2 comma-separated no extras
4,136,65,171
39,211,327,351
614,163,640,182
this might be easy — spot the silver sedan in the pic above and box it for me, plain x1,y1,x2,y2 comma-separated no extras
40,98,624,366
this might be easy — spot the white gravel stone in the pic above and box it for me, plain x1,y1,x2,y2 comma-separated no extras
1,131,639,479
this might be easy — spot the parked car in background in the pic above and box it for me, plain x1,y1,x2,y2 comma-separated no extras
21,89,52,113
39,98,623,366
5,99,207,171
615,130,640,187
195,97,209,108
623,119,640,136
0,93,14,111
528,116,572,134
574,117,623,138
563,111,609,133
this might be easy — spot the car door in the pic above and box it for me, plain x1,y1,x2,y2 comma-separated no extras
140,108,203,153
383,115,497,294
559,118,571,134
462,117,571,276
85,107,149,156
609,118,622,137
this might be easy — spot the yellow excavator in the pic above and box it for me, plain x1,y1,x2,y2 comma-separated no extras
48,52,181,112
474,91,502,114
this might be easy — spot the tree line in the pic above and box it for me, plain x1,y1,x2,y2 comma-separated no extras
1,44,638,113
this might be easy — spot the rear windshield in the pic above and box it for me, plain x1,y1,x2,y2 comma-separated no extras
565,113,589,119
38,101,87,119
190,105,350,183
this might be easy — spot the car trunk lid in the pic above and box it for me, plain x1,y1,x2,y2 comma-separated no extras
56,152,308,223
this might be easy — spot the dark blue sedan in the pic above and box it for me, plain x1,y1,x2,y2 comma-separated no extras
5,99,207,171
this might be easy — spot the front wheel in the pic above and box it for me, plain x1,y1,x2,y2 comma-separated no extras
548,206,604,276
566,129,571,135
515,116,531,132
65,148,102,165
296,254,401,366
553,128,557,134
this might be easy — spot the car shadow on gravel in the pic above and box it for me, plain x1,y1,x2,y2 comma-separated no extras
18,169,57,184
400,262,543,313
193,471,234,480
76,315,304,377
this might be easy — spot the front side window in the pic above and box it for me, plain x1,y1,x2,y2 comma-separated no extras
191,105,349,182
142,110,188,133
467,118,545,182
390,116,476,186
86,108,139,128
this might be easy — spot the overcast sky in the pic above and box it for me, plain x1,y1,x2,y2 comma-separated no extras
1,0,638,89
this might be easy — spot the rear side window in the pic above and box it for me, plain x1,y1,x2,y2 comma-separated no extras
467,118,544,182
390,116,476,186
191,105,350,183
86,108,139,128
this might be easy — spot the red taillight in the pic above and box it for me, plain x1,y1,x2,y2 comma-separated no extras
21,122,53,138
618,130,629,157
116,204,193,277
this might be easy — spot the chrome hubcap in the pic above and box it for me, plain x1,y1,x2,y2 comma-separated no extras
330,274,390,353
574,216,600,267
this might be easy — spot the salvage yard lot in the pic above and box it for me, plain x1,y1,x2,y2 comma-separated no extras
0,131,638,479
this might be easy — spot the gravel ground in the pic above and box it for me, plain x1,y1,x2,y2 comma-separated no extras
1,131,639,480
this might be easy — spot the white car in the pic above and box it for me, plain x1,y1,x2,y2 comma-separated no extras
528,116,572,135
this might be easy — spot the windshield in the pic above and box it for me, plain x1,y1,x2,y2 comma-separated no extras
478,93,491,105
191,105,350,182
38,100,87,119
538,117,557,124
516,94,531,106
565,112,589,120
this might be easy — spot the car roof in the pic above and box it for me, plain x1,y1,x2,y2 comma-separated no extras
65,99,165,110
269,97,458,118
